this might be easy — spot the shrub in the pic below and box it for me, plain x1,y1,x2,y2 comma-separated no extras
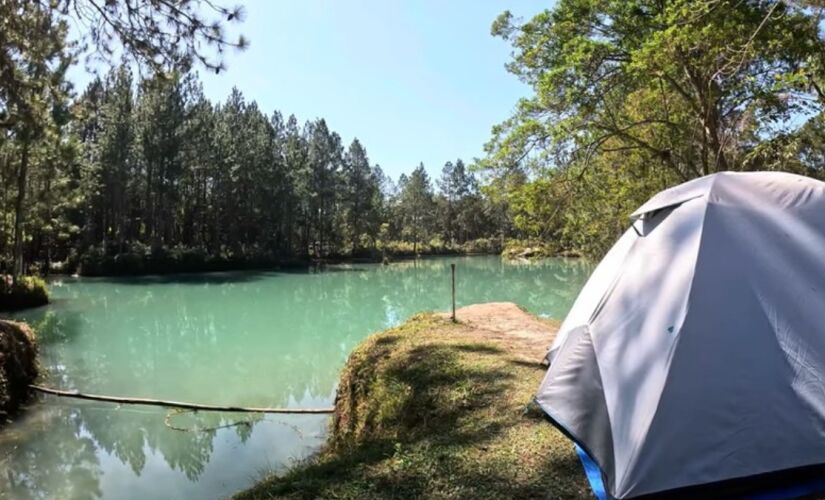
501,240,561,260
70,243,295,276
0,276,49,311
77,246,110,276
379,240,417,257
112,252,144,275
461,237,503,254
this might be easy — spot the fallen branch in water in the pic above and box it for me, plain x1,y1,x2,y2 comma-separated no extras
30,384,335,414
164,408,256,433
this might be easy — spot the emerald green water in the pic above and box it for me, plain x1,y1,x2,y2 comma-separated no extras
0,256,592,499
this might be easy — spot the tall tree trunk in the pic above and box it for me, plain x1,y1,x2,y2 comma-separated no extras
12,142,30,281
413,213,418,255
44,160,53,275
0,149,8,266
145,162,153,244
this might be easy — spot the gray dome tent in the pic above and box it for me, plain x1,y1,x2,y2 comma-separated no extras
537,171,825,498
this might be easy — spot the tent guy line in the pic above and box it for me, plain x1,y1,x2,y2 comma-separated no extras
29,384,336,414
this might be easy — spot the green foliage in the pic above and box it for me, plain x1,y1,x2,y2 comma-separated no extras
0,276,49,311
395,164,436,253
2,63,512,277
377,238,501,258
501,240,563,261
342,139,382,251
459,237,502,255
69,244,301,277
482,0,825,258
1,4,522,279
0,0,247,285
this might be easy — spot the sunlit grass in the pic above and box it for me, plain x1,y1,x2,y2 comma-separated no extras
239,313,590,499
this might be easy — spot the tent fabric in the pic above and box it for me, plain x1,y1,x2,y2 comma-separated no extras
536,171,825,499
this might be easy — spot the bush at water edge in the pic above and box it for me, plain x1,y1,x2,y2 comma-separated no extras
0,276,49,312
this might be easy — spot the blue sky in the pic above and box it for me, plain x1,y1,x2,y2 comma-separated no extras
199,1,546,180
69,1,546,180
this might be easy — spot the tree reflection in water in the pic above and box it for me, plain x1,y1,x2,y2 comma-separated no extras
0,256,592,499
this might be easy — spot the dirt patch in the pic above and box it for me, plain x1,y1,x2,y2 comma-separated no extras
437,302,559,363
0,320,39,423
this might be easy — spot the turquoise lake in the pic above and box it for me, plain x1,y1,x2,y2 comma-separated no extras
0,256,592,499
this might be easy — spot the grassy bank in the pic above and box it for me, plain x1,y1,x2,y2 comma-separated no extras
239,311,589,499
0,320,39,424
0,276,49,312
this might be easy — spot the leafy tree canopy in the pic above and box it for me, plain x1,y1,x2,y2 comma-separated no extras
483,0,825,256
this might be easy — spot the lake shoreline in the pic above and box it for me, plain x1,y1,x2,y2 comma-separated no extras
2,257,593,498
238,303,590,499
40,238,589,278
52,248,507,278
48,251,585,279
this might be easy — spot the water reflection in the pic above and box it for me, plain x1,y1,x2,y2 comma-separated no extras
0,256,592,499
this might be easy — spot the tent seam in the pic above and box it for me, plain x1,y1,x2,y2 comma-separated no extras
614,197,712,498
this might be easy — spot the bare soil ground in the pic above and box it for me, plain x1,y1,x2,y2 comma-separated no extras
437,302,559,362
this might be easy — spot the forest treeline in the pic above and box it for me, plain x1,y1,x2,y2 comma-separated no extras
10,0,825,283
1,67,510,276
0,1,517,284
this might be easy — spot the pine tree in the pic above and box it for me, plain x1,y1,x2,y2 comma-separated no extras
307,119,342,256
398,163,435,254
342,139,380,252
136,73,187,248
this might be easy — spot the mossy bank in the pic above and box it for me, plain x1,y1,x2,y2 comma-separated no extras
0,276,49,312
239,304,590,499
0,320,39,424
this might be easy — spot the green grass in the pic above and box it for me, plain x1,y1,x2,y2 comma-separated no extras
239,314,590,499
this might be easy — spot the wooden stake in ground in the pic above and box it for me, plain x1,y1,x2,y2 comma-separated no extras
451,263,456,322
